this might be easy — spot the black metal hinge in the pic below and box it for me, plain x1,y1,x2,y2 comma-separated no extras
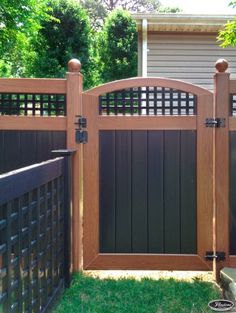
205,118,226,128
205,251,225,261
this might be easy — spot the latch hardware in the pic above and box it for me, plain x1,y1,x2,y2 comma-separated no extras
205,251,225,261
75,116,87,128
205,118,226,128
75,116,88,143
76,130,88,144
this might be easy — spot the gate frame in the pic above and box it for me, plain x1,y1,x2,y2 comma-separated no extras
82,77,214,271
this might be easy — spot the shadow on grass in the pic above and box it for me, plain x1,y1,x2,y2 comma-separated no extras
54,272,220,313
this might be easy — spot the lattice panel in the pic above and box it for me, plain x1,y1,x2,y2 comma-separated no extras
0,93,66,116
99,87,197,116
231,94,236,116
0,177,64,313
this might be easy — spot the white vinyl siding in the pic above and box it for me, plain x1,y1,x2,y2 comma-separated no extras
147,33,236,90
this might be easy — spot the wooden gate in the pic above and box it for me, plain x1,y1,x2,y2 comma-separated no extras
82,78,214,270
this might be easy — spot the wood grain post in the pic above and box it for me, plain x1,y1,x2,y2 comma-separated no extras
214,59,230,281
66,59,83,271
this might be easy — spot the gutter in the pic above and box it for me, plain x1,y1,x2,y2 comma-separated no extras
142,19,148,77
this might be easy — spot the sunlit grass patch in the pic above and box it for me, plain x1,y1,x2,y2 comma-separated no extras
54,271,220,313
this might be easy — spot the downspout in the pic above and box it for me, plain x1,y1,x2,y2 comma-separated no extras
142,19,148,77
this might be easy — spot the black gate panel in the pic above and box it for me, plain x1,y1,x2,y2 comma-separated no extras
99,130,196,254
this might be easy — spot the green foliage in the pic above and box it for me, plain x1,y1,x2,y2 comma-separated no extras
28,0,99,89
0,0,51,77
54,272,220,313
99,9,138,82
0,0,50,51
218,1,236,47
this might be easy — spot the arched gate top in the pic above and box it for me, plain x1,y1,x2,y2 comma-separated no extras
84,77,213,97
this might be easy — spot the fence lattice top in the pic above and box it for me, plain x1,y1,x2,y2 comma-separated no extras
0,93,66,116
99,87,197,116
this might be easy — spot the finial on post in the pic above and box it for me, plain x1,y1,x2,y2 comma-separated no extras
68,59,81,73
215,59,228,73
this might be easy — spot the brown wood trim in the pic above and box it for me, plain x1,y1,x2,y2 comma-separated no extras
83,94,100,268
197,93,214,269
84,77,213,97
0,78,66,94
214,72,230,274
0,116,66,130
84,254,211,270
230,80,236,94
229,255,236,267
98,116,196,130
66,72,83,271
229,117,236,130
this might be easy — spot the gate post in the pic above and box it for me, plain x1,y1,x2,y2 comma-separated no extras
214,59,230,280
66,59,83,270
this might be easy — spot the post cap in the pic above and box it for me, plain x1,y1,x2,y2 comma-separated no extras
215,59,228,73
68,59,81,73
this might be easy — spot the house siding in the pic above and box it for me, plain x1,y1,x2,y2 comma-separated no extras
146,33,236,90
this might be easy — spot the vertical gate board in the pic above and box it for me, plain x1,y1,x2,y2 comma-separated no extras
196,93,213,269
180,131,197,253
115,131,132,253
83,94,100,268
99,131,116,252
132,131,148,253
230,131,236,254
148,131,164,253
164,131,181,253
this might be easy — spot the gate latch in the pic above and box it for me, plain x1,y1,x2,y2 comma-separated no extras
205,118,226,128
75,116,88,144
205,251,225,261
75,116,87,129
76,130,88,144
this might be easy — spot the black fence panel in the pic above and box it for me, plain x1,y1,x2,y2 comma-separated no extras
0,155,72,313
0,130,66,175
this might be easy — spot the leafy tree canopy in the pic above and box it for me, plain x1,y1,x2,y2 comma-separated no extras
218,1,236,47
0,0,52,76
99,9,138,82
0,0,51,54
28,0,99,88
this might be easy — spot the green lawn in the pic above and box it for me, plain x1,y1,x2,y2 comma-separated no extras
54,272,220,313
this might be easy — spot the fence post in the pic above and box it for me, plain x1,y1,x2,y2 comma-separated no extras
214,59,230,281
52,149,76,288
66,59,83,271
